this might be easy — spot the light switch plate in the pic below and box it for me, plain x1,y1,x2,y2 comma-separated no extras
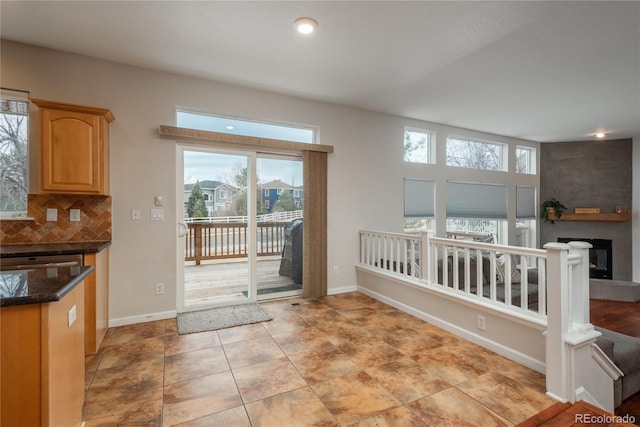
151,209,164,221
70,209,81,222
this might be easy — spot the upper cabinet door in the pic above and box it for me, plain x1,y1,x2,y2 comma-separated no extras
33,99,114,195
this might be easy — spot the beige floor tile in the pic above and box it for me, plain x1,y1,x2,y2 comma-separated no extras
233,356,307,403
85,354,164,404
102,320,166,346
339,338,405,368
407,387,512,427
245,387,339,426
365,356,451,403
162,371,242,426
98,335,165,369
223,335,285,369
411,346,489,385
379,327,443,356
172,405,250,427
271,326,336,355
217,321,271,344
349,406,428,427
288,346,361,384
83,385,163,426
456,371,555,424
164,346,229,385
312,371,401,425
164,330,221,357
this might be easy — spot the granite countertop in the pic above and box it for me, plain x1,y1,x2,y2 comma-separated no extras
0,241,111,258
0,265,95,307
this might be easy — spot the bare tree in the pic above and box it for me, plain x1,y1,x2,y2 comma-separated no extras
446,137,501,171
0,106,28,212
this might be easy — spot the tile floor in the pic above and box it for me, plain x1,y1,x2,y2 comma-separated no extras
83,292,555,426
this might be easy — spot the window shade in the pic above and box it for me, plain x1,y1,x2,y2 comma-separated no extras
446,181,507,219
516,186,536,219
404,178,435,218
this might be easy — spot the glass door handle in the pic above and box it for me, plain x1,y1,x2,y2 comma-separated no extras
177,221,188,237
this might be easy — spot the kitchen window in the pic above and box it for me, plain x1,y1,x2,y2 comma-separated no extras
0,92,29,217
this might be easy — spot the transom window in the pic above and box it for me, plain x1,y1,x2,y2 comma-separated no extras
177,110,316,144
516,146,536,174
404,127,434,164
446,136,506,171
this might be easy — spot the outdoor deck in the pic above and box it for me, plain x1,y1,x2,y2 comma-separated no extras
184,256,301,306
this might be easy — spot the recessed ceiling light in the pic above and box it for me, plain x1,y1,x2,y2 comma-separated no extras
295,17,318,34
596,132,606,138
226,125,235,130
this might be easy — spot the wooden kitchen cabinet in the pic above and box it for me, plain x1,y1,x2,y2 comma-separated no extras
1,282,85,427
84,247,109,355
32,99,114,195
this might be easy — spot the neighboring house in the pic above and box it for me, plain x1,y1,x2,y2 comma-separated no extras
183,180,240,217
260,179,303,213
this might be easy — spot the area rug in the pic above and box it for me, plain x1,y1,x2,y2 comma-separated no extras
177,303,273,335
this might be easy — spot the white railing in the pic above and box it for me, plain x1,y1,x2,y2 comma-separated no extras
358,229,621,412
359,229,547,318
185,209,303,223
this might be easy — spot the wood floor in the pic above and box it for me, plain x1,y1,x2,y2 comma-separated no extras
590,298,640,424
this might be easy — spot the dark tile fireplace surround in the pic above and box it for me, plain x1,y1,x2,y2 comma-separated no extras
558,238,613,280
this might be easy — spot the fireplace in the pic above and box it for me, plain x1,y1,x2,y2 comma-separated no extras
557,238,612,280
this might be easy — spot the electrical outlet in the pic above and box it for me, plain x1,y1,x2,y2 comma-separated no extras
46,208,58,222
477,314,486,331
131,209,141,221
333,265,339,274
70,209,81,222
155,282,165,295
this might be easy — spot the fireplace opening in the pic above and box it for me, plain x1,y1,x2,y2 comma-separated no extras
557,238,612,280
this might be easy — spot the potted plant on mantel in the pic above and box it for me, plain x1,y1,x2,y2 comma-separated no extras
541,197,567,224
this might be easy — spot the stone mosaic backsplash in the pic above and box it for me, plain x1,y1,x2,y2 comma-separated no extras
1,194,112,243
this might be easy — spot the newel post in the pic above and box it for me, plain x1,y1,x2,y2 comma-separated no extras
567,241,593,329
543,242,571,403
420,231,433,283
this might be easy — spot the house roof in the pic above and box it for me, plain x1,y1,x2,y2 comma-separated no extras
260,179,298,190
184,180,233,192
1,1,638,143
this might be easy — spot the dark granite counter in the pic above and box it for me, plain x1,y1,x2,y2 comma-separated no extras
0,241,111,258
0,265,94,307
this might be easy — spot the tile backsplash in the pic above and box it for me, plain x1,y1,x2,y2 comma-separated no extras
1,194,112,243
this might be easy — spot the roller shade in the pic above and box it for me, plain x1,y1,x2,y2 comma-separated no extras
446,181,507,219
516,186,536,219
404,178,435,218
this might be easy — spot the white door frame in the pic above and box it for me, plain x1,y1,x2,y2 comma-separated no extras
176,144,257,313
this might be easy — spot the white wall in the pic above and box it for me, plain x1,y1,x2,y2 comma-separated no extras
3,40,540,324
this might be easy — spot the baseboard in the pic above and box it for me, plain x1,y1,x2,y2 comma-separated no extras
328,284,358,295
358,286,546,374
109,310,177,327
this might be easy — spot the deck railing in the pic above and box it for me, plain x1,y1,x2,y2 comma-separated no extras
185,221,288,265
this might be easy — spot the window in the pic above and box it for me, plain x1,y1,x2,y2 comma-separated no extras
516,146,536,174
0,95,29,217
404,128,434,164
446,136,506,171
264,189,269,196
203,193,210,201
177,110,315,144
219,189,227,199
446,218,506,244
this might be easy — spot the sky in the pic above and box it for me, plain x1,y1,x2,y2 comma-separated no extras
179,111,308,186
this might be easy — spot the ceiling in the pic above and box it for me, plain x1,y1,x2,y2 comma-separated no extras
1,1,639,143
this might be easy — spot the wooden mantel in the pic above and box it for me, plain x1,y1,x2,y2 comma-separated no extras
548,212,630,222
